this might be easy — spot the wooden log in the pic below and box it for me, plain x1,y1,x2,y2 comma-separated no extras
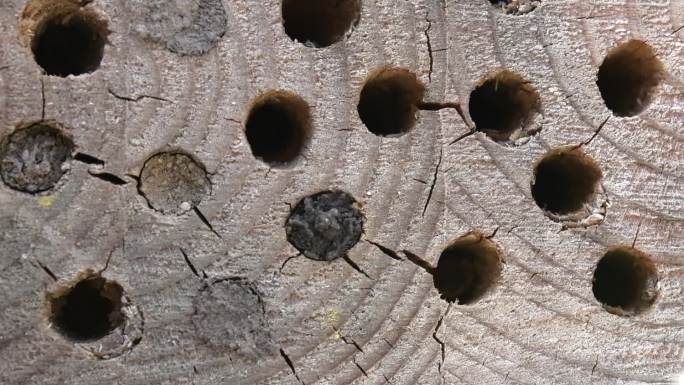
0,0,682,384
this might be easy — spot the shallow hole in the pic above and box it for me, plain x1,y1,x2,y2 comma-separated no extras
592,246,659,316
23,0,109,77
531,147,603,216
282,0,361,48
138,151,211,215
433,231,503,304
0,122,74,193
285,190,364,261
489,0,540,15
357,67,426,137
596,39,665,117
46,271,124,342
468,70,541,142
245,90,312,165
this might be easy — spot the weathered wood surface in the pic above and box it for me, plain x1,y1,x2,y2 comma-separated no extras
0,0,683,384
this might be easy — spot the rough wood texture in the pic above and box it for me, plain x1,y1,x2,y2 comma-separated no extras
1,0,683,384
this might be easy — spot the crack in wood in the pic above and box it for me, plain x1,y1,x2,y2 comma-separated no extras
333,326,364,353
581,116,610,147
401,250,436,275
280,348,305,385
74,152,106,166
193,207,222,239
36,260,57,281
108,88,171,103
353,358,368,377
422,149,443,217
425,18,434,83
40,77,46,121
180,247,203,278
366,240,403,261
343,255,373,280
279,253,300,273
88,170,128,186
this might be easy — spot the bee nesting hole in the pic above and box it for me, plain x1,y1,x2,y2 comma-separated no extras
21,0,109,77
46,271,124,342
138,151,211,215
0,122,74,194
433,231,503,305
357,67,426,137
596,39,665,117
592,246,659,316
468,70,542,143
244,90,312,166
281,0,362,48
531,147,603,217
285,190,364,261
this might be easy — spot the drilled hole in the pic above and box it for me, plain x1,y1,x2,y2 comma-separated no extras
433,231,503,304
592,246,659,316
468,70,541,142
285,190,364,261
282,0,361,48
138,151,211,215
0,122,74,193
489,0,540,15
245,90,312,165
46,271,124,342
531,147,603,216
22,0,109,77
596,40,665,117
193,277,276,358
357,67,426,137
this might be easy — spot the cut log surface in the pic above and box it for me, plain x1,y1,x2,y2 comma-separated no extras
0,0,683,384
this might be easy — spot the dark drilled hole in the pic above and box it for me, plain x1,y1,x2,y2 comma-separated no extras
468,70,541,142
245,90,312,165
597,40,665,117
357,67,426,137
30,6,108,77
138,151,211,215
433,231,503,304
0,122,74,193
285,190,364,261
47,271,124,342
531,147,603,216
592,246,659,315
282,0,361,48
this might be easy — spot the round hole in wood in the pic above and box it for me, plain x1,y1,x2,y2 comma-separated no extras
592,246,659,316
46,271,124,342
596,39,665,117
531,147,603,216
357,67,425,137
21,0,109,77
433,231,503,304
285,190,364,261
245,90,312,166
138,151,212,215
468,70,541,142
282,0,361,48
0,122,74,194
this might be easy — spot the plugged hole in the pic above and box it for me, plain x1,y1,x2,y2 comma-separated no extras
531,147,603,216
138,151,211,215
357,67,426,137
46,270,124,342
596,39,665,117
285,190,364,261
468,70,541,142
592,246,659,316
282,0,361,48
21,0,109,77
245,90,312,165
433,231,503,304
0,122,74,193
489,0,540,15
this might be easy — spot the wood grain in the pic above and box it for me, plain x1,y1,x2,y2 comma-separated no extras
0,0,682,384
